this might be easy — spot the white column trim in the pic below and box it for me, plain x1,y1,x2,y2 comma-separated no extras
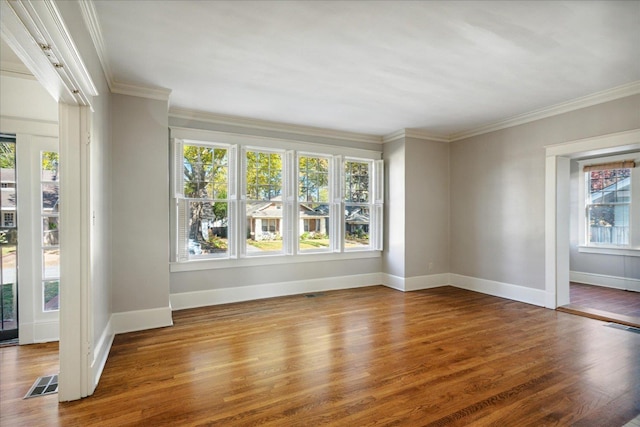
58,104,92,402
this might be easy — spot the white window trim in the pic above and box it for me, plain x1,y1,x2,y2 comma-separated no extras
577,152,640,257
170,127,383,267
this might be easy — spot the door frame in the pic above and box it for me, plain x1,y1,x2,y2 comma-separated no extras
1,0,98,401
545,129,640,309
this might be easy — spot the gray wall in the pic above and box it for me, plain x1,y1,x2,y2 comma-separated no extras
450,94,640,290
382,136,450,279
111,94,170,312
405,137,450,277
382,139,405,277
569,159,640,279
55,1,113,344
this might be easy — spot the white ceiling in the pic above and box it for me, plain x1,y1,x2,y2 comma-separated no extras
27,1,640,136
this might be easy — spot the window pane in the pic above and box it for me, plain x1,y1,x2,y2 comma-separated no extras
42,217,59,246
246,201,283,253
42,183,59,212
588,168,631,204
188,201,228,257
299,156,329,202
299,203,330,251
246,152,282,201
43,249,60,279
345,161,370,203
41,151,59,181
183,145,228,198
43,280,59,311
588,204,629,245
345,206,370,248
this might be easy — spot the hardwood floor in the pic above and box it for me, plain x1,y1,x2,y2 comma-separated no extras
1,286,639,426
558,282,640,328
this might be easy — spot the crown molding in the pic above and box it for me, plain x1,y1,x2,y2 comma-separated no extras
79,0,113,91
111,81,172,102
79,0,170,102
450,81,640,142
383,128,449,143
169,107,382,145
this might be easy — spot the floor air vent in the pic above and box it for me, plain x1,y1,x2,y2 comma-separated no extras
305,293,325,298
24,374,58,399
605,323,640,334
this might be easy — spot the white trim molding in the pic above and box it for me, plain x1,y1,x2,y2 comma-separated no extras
577,246,640,257
383,128,449,144
449,274,547,307
0,59,35,78
170,273,382,311
0,115,58,137
451,81,640,142
79,0,171,102
111,307,173,335
381,273,450,292
18,320,59,343
169,107,382,145
570,271,640,292
111,81,171,102
90,317,114,394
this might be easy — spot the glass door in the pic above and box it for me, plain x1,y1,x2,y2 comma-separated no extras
0,135,18,342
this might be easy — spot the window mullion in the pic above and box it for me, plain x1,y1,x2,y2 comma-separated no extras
332,155,344,253
283,150,295,255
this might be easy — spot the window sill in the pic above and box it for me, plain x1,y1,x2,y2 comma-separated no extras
170,250,382,272
578,246,640,257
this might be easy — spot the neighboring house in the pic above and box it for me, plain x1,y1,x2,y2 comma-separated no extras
0,168,16,228
246,199,329,240
345,206,370,236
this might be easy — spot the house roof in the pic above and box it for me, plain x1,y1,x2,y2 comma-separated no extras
247,200,329,219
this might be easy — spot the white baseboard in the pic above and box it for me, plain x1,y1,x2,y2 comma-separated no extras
570,271,640,291
381,273,406,291
170,273,382,310
111,306,173,334
449,273,546,307
18,321,59,344
90,317,114,394
405,273,450,291
381,273,450,292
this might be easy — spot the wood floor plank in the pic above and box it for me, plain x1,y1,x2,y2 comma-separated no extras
1,286,639,426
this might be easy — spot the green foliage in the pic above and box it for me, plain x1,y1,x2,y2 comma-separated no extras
43,281,59,309
299,156,329,202
1,284,14,320
345,161,369,203
42,151,59,173
246,151,282,200
202,235,228,252
0,143,15,170
183,145,228,199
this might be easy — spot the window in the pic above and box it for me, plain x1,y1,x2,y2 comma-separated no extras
298,155,331,253
3,212,14,227
578,154,639,255
176,142,233,261
586,168,630,245
172,133,383,267
245,149,284,254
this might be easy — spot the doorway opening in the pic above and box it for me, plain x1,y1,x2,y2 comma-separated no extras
545,129,640,327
